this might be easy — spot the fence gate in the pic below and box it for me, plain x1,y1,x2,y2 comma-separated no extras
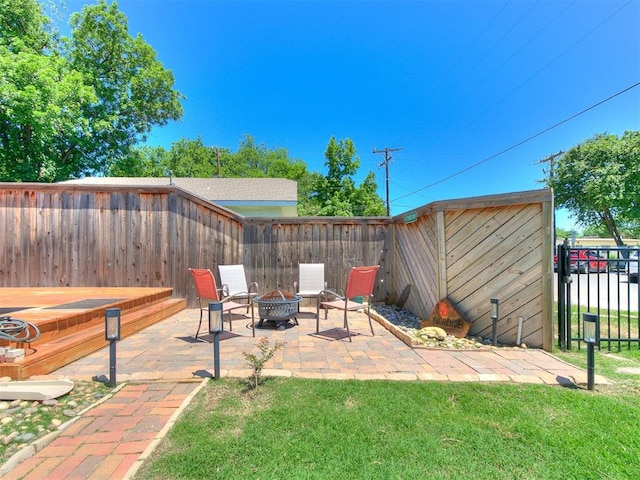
557,240,640,350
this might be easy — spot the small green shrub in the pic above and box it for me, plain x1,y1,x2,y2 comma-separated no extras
242,337,285,389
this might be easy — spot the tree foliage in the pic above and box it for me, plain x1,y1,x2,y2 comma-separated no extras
109,135,324,215
546,131,640,245
0,0,183,182
110,135,386,217
310,137,385,216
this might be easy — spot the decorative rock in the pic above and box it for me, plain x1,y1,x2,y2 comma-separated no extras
422,298,472,338
0,380,112,462
374,304,524,351
2,431,18,445
373,304,422,329
16,432,35,443
519,343,528,349
420,327,447,341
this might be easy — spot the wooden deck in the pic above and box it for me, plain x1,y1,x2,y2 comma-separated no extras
0,287,185,379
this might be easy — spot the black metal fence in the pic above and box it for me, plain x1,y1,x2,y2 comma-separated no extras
557,241,640,350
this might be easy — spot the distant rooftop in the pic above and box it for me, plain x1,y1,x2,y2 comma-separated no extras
61,177,297,202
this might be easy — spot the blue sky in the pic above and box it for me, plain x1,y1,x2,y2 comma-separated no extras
59,1,640,229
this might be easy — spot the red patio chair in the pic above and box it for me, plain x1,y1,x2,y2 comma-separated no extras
316,265,380,341
188,268,255,339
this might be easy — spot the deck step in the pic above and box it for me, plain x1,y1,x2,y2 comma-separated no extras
0,298,185,380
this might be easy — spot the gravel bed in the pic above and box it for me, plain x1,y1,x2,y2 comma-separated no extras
372,304,523,349
0,380,113,464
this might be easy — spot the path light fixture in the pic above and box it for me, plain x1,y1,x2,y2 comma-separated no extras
490,298,499,346
209,302,223,380
105,308,121,387
583,312,598,391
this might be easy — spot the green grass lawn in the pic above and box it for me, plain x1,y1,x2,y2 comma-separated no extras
554,346,640,395
558,303,639,347
134,374,640,480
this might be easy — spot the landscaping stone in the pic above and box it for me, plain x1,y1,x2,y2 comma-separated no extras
373,304,517,350
0,380,113,465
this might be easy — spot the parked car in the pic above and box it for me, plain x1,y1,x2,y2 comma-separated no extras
553,250,608,274
629,251,638,283
607,248,639,274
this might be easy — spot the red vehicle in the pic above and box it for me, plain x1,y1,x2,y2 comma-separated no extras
553,250,608,274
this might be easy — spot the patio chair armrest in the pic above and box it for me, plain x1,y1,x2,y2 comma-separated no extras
248,282,259,295
219,296,239,305
317,289,342,302
226,291,252,302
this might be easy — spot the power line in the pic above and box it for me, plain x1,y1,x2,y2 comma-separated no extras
394,0,632,181
461,1,577,103
461,1,539,84
436,1,510,87
373,147,402,216
391,81,640,204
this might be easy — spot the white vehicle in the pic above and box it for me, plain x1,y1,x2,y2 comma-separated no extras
629,251,638,283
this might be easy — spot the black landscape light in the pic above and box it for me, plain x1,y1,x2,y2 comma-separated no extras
490,298,499,346
209,302,223,380
105,308,121,386
583,313,598,391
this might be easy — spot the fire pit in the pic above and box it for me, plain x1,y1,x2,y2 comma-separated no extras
253,290,302,330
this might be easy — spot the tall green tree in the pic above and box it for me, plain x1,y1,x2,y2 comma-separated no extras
107,145,168,177
545,131,640,245
0,0,183,182
311,137,385,216
163,137,218,177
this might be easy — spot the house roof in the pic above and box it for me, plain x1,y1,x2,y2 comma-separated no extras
60,177,297,203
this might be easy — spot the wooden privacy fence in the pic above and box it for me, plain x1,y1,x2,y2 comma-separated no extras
391,190,554,352
0,184,553,350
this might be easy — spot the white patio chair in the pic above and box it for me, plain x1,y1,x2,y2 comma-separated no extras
218,264,259,311
294,263,327,311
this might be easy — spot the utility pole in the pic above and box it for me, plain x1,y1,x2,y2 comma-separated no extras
535,150,563,180
373,146,402,216
536,150,564,246
212,147,221,178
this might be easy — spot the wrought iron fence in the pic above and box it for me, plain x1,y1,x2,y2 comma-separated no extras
557,241,640,350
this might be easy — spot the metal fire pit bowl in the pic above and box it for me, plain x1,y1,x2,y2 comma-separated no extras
253,291,302,330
